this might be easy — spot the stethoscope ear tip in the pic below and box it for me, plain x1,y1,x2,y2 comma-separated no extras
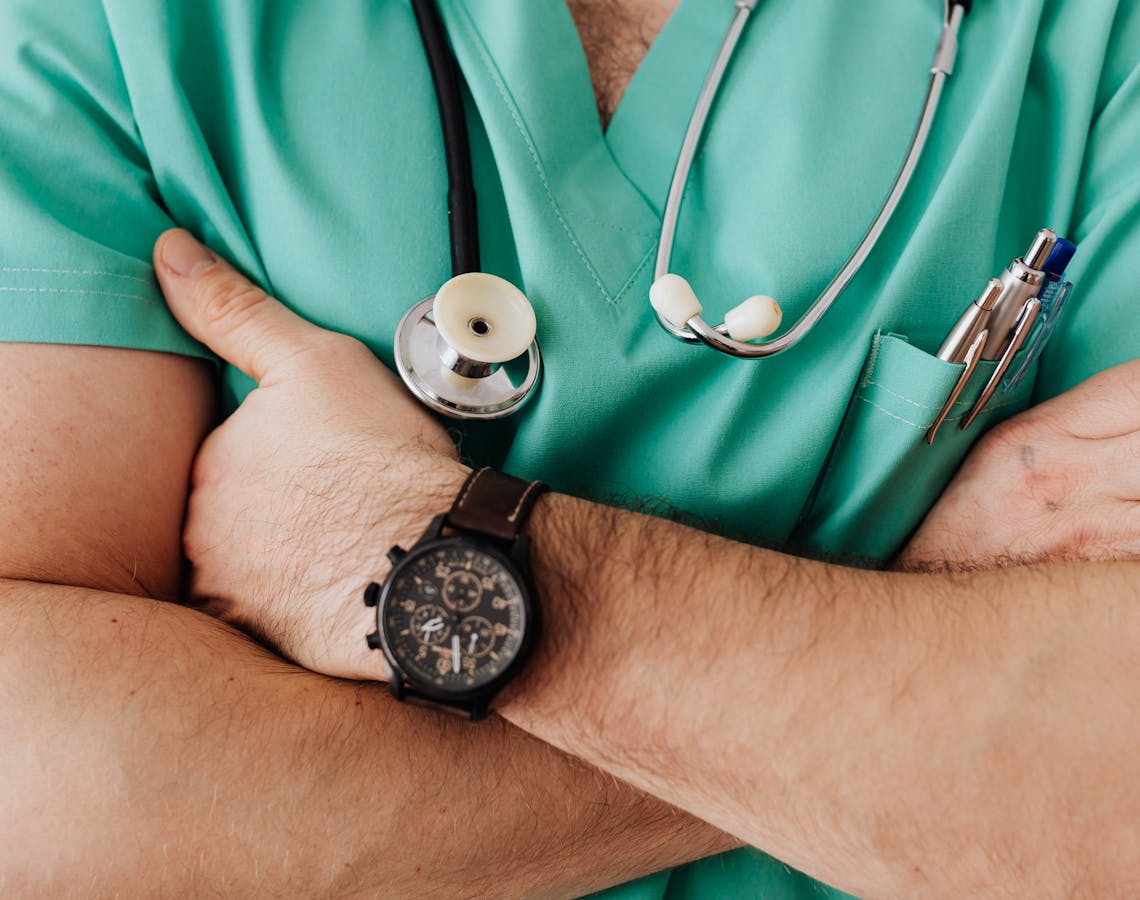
650,274,783,343
724,295,782,342
650,274,704,328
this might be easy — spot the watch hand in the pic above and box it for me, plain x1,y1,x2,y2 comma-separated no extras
469,633,478,654
451,635,461,674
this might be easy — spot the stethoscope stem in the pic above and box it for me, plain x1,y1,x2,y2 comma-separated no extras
654,2,968,358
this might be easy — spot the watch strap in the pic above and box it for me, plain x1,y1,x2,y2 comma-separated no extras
389,679,490,722
444,467,547,543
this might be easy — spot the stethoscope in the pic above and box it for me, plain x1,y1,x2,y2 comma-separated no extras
395,0,973,420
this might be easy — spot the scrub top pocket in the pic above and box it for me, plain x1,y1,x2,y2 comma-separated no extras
793,333,1037,564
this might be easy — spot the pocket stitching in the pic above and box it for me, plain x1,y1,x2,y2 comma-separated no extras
855,394,1028,431
863,378,974,412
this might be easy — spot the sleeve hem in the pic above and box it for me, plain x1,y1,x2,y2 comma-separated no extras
0,271,213,360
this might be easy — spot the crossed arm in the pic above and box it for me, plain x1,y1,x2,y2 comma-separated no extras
0,347,731,898
2,232,1138,898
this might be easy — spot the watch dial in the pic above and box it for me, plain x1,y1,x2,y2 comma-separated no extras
382,541,528,693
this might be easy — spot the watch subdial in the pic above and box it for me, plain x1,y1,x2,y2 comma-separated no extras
410,604,451,645
457,616,495,659
441,570,483,613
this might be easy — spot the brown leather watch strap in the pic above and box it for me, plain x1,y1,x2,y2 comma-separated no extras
445,467,548,544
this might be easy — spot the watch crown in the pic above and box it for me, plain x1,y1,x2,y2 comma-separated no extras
366,631,382,650
386,546,407,566
363,582,381,607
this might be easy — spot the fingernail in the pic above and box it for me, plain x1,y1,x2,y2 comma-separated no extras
161,230,216,278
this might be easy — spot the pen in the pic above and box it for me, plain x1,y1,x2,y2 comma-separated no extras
936,278,1003,362
997,237,1078,394
1036,237,1077,313
928,278,1002,442
980,228,1057,360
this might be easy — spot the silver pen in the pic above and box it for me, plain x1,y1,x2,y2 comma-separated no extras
980,228,1056,360
936,278,1003,362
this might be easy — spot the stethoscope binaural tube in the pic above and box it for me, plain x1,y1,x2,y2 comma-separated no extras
651,0,972,358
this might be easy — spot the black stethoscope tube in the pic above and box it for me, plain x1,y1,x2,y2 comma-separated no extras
409,0,480,277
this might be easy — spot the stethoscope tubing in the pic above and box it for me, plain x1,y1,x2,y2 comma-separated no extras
654,2,969,357
410,0,480,277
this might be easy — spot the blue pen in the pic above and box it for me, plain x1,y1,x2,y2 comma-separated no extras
1037,238,1077,312
999,237,1078,392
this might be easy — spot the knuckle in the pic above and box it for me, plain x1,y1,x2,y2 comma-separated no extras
182,502,210,564
182,519,204,565
298,331,373,373
974,414,1032,465
189,447,213,490
197,277,270,333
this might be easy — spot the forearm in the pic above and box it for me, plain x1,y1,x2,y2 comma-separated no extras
497,493,1140,898
0,577,729,899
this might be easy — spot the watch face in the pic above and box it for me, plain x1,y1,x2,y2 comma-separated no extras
380,538,530,695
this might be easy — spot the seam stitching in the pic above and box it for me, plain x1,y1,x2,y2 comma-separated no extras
864,378,975,412
454,3,615,305
0,286,159,305
0,267,152,284
507,481,541,523
578,217,657,239
612,243,656,304
855,395,1024,431
455,468,489,511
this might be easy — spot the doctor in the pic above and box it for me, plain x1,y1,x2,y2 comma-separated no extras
1,0,1138,898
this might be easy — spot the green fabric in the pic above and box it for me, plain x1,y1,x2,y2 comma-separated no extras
2,0,1138,896
792,334,1037,560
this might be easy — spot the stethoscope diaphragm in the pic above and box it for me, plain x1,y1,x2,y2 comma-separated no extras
394,273,542,420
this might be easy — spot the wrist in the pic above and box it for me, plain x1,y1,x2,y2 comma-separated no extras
325,454,471,681
493,492,624,726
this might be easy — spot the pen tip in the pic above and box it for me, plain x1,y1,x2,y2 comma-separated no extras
1024,229,1058,270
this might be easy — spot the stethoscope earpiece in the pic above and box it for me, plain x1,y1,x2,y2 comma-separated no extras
650,275,783,344
650,0,968,359
394,273,542,420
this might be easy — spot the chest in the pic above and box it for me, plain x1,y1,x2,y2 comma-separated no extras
125,0,1092,551
565,0,680,127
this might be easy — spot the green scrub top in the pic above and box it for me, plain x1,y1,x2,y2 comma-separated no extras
2,0,1137,896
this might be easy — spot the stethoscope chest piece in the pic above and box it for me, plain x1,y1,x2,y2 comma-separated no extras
394,272,542,420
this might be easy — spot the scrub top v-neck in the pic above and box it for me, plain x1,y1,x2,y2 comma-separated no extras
1,1,1139,897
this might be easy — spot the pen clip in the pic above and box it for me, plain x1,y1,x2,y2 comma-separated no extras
1000,280,1072,394
926,328,987,445
960,297,1042,431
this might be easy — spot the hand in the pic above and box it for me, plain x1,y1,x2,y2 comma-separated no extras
154,229,470,679
898,358,1140,571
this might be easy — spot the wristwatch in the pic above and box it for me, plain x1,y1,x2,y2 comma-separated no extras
364,467,547,721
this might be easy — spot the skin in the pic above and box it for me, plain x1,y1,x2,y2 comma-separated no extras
2,4,1135,894
566,0,678,127
0,264,731,897
898,364,1140,570
155,231,1139,898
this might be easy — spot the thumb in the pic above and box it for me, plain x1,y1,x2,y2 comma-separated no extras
154,229,322,383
